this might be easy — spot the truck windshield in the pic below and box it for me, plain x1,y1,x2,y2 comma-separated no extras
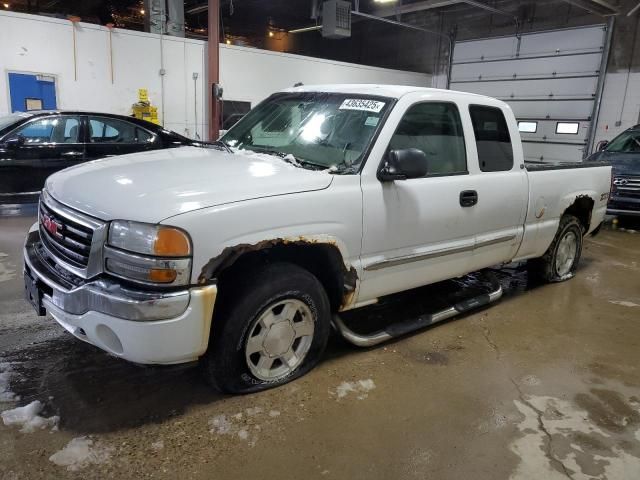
221,92,391,171
605,129,640,153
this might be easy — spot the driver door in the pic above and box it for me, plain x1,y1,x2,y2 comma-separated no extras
0,115,84,197
358,101,478,302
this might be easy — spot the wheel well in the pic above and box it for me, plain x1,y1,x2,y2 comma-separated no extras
563,195,594,234
203,241,356,312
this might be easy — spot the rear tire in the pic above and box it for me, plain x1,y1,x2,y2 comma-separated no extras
203,262,331,394
528,214,584,283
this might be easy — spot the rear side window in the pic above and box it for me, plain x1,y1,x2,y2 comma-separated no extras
389,102,467,176
469,105,513,172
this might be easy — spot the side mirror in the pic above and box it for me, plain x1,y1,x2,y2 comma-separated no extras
378,148,429,182
4,135,25,148
596,140,608,152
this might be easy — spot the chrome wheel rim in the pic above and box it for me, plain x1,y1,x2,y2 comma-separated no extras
245,299,315,381
555,230,578,277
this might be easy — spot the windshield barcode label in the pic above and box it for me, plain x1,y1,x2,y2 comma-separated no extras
339,99,385,113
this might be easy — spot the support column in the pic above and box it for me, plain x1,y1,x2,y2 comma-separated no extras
208,0,220,141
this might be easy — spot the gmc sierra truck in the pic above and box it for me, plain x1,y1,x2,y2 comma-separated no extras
23,85,611,393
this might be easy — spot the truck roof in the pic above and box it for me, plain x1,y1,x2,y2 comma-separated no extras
282,83,497,102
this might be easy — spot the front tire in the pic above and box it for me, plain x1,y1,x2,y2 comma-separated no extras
529,214,584,282
203,262,331,394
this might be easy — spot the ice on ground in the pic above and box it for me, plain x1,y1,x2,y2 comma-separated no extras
609,300,639,308
1,400,59,433
269,410,281,417
209,414,233,435
332,379,376,399
49,437,114,471
150,440,164,451
246,406,263,416
0,362,20,402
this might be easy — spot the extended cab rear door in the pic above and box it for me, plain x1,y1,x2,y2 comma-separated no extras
464,104,528,271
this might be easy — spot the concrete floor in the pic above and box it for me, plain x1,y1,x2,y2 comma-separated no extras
0,214,639,480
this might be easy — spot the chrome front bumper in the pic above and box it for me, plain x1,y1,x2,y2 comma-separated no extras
24,227,190,322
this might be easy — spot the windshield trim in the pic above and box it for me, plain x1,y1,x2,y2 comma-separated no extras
221,92,397,174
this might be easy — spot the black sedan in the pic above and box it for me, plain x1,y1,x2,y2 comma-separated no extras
0,111,203,204
588,124,640,218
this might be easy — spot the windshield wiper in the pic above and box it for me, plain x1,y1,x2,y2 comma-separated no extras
207,139,233,153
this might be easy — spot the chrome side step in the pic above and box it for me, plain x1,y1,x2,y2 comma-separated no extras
332,275,503,348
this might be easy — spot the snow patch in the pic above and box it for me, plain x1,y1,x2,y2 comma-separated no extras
49,437,114,471
332,379,376,399
609,300,639,308
269,410,281,418
1,400,59,433
151,440,164,451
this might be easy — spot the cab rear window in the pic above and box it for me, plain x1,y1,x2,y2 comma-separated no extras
469,105,514,172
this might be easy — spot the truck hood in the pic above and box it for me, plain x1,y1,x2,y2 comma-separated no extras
45,146,333,223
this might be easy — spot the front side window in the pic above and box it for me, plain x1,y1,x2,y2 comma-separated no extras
89,117,153,144
389,102,467,176
469,105,513,172
221,92,391,171
605,129,640,153
12,116,80,144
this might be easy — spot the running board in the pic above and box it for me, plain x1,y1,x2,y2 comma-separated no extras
332,276,503,348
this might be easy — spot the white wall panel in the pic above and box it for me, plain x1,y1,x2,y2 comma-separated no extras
0,10,430,140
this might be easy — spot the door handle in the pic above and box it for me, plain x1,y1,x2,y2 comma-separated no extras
460,190,478,207
61,151,83,157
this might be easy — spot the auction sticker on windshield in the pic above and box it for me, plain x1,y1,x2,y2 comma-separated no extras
339,99,386,113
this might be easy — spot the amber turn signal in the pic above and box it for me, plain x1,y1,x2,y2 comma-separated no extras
154,227,191,257
148,268,178,283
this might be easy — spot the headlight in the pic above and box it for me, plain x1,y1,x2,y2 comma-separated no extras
105,221,192,286
108,221,191,256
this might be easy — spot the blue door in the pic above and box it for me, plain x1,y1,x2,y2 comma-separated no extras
8,73,57,113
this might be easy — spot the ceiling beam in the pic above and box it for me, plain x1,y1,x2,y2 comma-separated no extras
628,1,640,16
560,0,618,16
374,0,518,27
373,0,465,17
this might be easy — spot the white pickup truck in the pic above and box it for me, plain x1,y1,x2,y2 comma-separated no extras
24,85,611,393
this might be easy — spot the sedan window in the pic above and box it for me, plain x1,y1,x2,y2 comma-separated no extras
89,117,153,144
11,116,80,144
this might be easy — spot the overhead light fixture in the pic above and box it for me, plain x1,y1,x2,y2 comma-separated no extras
140,8,145,14
3,3,9,8
373,0,397,3
268,31,274,37
226,39,231,44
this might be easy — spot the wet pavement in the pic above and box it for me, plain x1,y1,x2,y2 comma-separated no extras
1,214,639,479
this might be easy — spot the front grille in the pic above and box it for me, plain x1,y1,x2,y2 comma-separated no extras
614,175,640,199
39,201,94,269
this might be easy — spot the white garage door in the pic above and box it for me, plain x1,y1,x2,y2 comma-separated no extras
450,25,607,163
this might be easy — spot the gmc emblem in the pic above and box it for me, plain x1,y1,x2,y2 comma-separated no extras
42,214,59,237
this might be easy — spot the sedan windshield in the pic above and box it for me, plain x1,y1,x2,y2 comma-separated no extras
221,92,391,171
0,113,30,134
606,129,640,153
